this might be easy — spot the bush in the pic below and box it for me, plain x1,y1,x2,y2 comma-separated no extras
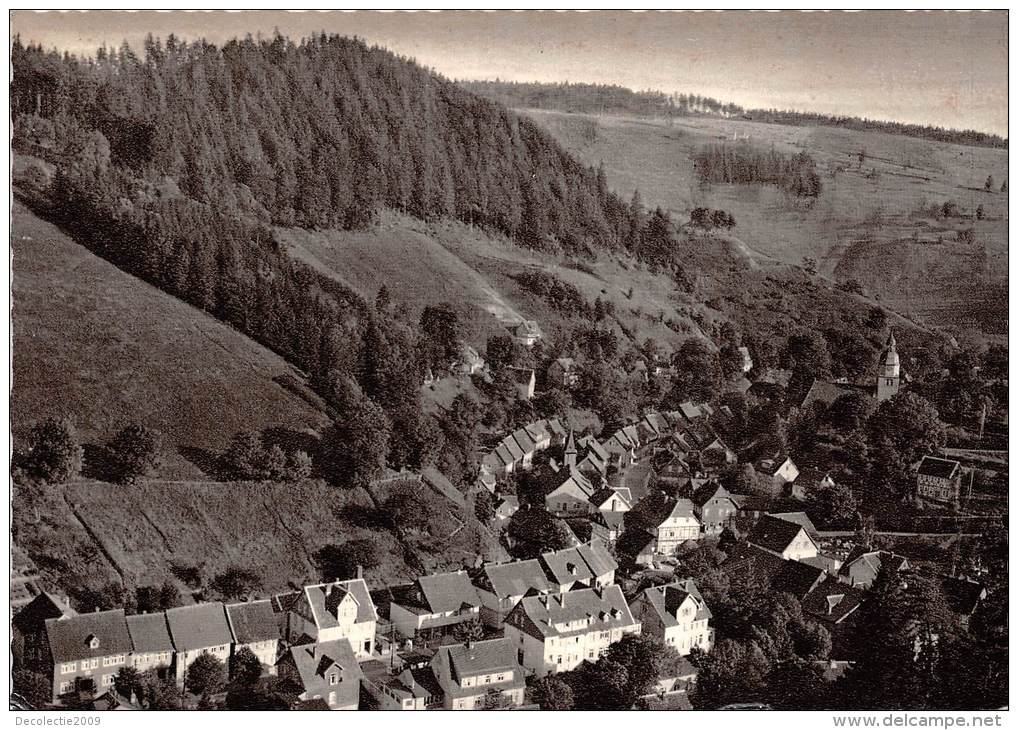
21,417,83,484
107,423,163,484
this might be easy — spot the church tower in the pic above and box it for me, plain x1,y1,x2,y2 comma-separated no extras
876,331,901,402
564,429,577,469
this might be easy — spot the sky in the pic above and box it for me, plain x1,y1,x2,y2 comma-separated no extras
10,10,1009,136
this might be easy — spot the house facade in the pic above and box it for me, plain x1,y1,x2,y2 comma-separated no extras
629,579,714,656
43,609,133,704
691,483,739,535
125,612,174,677
747,515,819,562
916,456,962,504
282,579,377,658
503,586,641,677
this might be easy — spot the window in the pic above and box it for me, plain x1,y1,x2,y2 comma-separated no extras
59,682,72,694
329,673,339,686
102,674,114,687
61,662,76,674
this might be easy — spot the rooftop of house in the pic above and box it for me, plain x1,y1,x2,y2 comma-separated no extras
540,546,595,585
165,602,233,651
512,320,541,337
46,609,133,664
795,467,833,489
440,637,519,681
413,571,482,615
226,599,280,645
917,456,962,480
576,539,619,577
691,481,733,507
125,612,174,654
286,639,362,694
768,511,819,538
838,547,910,579
476,558,552,599
941,575,987,616
506,585,637,639
632,579,712,627
747,514,812,554
800,580,866,624
13,591,75,634
723,542,826,599
303,578,377,629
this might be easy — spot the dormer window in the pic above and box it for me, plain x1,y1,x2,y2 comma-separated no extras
329,673,339,686
85,634,100,650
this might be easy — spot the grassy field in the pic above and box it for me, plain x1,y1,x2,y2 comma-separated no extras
519,109,1008,341
11,200,329,477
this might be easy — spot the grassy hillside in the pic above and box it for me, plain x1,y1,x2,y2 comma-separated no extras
519,109,1008,340
275,211,713,356
11,198,329,475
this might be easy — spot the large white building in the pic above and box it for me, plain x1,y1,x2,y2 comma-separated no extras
502,586,640,677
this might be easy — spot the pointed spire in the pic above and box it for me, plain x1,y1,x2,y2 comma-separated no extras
565,429,577,455
885,329,896,352
564,429,577,469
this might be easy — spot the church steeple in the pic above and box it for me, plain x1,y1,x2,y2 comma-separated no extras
564,429,577,469
876,330,901,402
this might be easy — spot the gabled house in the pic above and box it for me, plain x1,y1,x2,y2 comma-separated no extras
588,486,632,515
746,514,819,562
544,468,598,516
503,586,641,676
603,428,639,471
390,570,482,639
472,559,553,628
43,609,133,704
277,639,362,710
788,467,836,501
282,579,377,658
451,343,486,376
225,599,280,673
575,435,610,477
837,547,910,589
511,319,542,347
629,579,714,656
493,494,519,522
941,575,987,626
691,482,739,535
547,357,579,387
165,602,233,686
125,612,174,676
430,638,527,709
755,452,800,488
576,539,619,588
627,493,701,556
360,653,444,710
916,456,963,504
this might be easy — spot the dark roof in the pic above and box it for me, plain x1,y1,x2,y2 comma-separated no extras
226,600,280,644
46,609,133,663
917,456,961,480
768,512,818,537
416,571,481,614
747,514,811,554
722,543,825,599
632,579,712,628
801,580,865,624
942,576,986,616
691,481,733,508
441,637,518,679
165,602,233,651
13,592,74,635
125,612,174,654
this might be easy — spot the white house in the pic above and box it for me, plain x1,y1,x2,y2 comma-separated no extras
629,579,714,656
225,599,280,673
164,603,234,687
389,571,482,639
503,586,640,677
747,514,819,562
280,579,377,659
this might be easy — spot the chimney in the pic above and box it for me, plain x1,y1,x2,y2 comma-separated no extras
356,565,363,580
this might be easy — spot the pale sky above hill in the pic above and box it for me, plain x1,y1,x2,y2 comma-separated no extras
10,10,1009,137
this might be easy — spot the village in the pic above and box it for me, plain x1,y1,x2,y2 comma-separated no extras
10,321,1004,712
